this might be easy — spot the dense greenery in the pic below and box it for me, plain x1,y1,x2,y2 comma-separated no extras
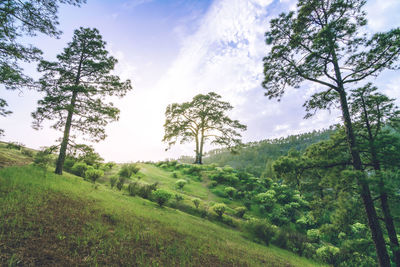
261,0,400,265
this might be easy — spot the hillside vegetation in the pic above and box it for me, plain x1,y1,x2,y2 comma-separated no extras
0,147,323,266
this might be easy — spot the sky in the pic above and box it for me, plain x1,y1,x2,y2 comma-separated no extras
1,0,400,162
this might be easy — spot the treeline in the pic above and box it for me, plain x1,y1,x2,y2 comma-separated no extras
200,128,335,177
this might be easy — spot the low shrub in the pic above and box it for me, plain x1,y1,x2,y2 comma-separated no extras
316,245,340,265
127,182,138,196
110,176,117,188
175,179,187,189
118,163,140,178
85,168,104,183
21,148,34,157
116,177,125,191
175,193,184,202
225,186,237,199
212,203,226,218
234,207,246,218
246,218,276,245
153,189,172,207
192,198,201,209
171,171,178,178
71,162,88,177
6,142,24,150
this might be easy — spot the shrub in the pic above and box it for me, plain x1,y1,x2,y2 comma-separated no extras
208,181,218,188
192,198,201,209
118,163,140,178
175,179,187,189
153,189,172,207
110,176,117,188
136,182,157,199
105,162,116,169
6,142,24,150
116,177,125,191
316,245,340,265
306,229,321,243
33,147,53,176
71,161,89,177
224,186,237,199
234,207,246,218
21,148,34,157
85,168,104,183
175,193,184,202
171,171,179,178
212,203,226,218
246,218,276,245
63,157,76,172
127,182,138,196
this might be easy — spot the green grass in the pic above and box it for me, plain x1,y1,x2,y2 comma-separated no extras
0,142,33,167
0,165,325,266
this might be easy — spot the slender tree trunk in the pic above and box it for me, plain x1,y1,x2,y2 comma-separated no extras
55,90,78,174
194,133,200,164
198,130,205,165
359,94,400,266
337,88,390,267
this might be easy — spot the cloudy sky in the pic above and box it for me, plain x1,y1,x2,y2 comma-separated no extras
1,0,400,162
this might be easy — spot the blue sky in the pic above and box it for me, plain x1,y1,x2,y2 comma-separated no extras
1,0,400,162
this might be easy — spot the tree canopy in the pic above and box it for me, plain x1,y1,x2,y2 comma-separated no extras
32,27,132,174
163,92,246,164
262,0,400,265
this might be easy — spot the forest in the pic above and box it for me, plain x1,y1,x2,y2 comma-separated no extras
1,0,400,266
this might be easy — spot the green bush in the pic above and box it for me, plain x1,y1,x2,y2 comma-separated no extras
136,182,157,199
175,193,184,202
116,177,125,191
127,182,138,196
33,147,53,175
71,162,89,177
316,245,340,265
224,186,237,199
6,142,24,150
85,168,104,183
118,163,140,178
246,218,276,245
192,198,201,209
63,157,76,172
234,207,246,218
212,203,226,218
105,162,116,169
110,176,117,188
153,189,172,207
21,148,34,157
175,179,187,189
171,171,178,178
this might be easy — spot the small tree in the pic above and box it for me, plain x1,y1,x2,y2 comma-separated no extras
119,163,140,178
192,198,201,209
234,207,246,218
163,92,246,164
32,27,132,175
153,189,172,207
71,162,88,177
175,194,184,203
212,203,226,218
110,176,117,189
116,177,125,191
85,168,104,183
175,179,187,190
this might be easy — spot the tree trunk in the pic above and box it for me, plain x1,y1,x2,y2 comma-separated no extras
337,88,391,267
55,90,78,174
194,133,201,164
198,130,205,165
360,94,400,266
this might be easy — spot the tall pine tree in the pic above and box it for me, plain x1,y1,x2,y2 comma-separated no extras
32,27,132,174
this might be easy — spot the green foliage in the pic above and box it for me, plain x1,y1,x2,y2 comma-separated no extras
246,218,276,245
316,245,340,265
171,171,178,178
212,203,226,218
224,186,236,199
163,92,246,164
192,198,201,209
118,163,140,178
6,142,24,150
175,179,187,189
33,147,53,172
71,162,88,177
116,177,125,191
152,189,172,207
174,194,184,202
32,27,132,175
234,207,246,218
110,176,117,189
85,168,104,183
105,162,116,170
21,148,34,157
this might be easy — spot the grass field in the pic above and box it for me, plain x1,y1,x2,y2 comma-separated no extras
0,162,326,266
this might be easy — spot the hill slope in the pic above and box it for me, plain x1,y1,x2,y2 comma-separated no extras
0,164,324,266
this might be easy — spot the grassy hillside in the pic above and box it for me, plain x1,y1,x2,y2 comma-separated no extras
0,161,324,266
